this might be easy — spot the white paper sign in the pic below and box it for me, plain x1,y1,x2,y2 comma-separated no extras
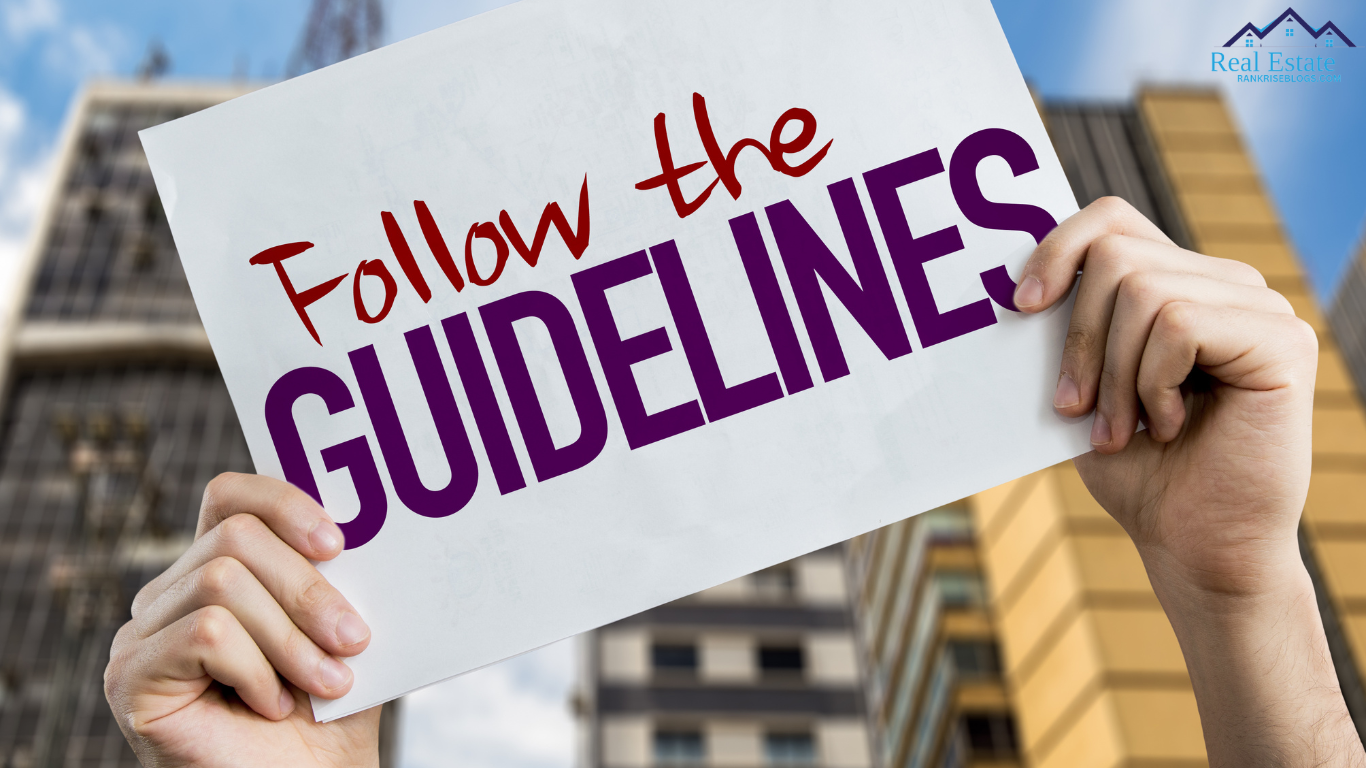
141,0,1091,720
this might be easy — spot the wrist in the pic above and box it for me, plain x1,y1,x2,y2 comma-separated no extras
1133,519,1308,608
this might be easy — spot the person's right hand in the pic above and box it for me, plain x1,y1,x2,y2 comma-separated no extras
105,472,381,767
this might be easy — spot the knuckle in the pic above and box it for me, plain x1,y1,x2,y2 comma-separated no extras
1267,288,1296,316
281,626,316,664
1093,195,1133,218
1285,315,1320,355
295,574,337,617
1230,259,1267,287
216,512,267,549
1064,324,1099,362
111,620,138,654
1156,301,1198,337
201,472,243,517
199,556,245,601
104,650,133,709
1098,362,1122,393
1117,270,1161,307
1088,232,1130,268
189,605,236,649
130,582,157,619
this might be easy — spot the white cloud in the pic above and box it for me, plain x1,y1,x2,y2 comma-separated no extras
398,639,577,768
2,0,59,42
3,0,124,79
0,85,54,330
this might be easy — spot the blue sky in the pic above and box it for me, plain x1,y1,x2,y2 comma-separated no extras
1,1,1363,767
1,0,1363,298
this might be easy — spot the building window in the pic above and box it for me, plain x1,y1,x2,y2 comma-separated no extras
963,714,1018,759
922,504,973,544
765,732,816,766
934,571,985,609
652,643,698,676
754,563,796,601
1286,27,1294,36
758,645,805,679
1245,36,1254,47
947,639,1002,678
654,730,705,766
1327,36,1334,47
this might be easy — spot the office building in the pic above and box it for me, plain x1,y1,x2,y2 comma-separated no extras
578,548,872,768
0,80,401,768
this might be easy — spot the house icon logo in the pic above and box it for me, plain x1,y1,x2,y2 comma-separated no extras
1223,7,1355,48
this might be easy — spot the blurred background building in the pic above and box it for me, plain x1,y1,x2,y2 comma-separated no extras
0,78,254,768
0,3,400,767
0,77,399,768
578,549,871,768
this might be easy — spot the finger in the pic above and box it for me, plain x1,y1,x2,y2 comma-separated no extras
1090,275,1295,452
197,472,344,561
1053,235,1273,416
106,606,296,725
1135,303,1317,443
133,514,370,657
1015,196,1173,312
133,556,356,697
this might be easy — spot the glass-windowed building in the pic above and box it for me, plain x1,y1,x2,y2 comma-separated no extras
0,80,405,768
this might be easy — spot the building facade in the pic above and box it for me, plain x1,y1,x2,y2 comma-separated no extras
846,505,1016,768
0,81,400,768
579,548,872,768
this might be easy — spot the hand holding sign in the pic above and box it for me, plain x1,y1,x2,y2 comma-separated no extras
1006,197,1348,768
106,473,381,767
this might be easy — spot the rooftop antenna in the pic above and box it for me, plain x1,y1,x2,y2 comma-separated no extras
287,0,385,78
136,40,171,81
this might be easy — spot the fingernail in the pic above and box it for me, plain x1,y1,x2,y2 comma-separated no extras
279,688,295,716
336,611,370,648
1054,373,1080,409
309,520,341,554
1090,412,1112,446
1014,276,1044,309
319,656,352,691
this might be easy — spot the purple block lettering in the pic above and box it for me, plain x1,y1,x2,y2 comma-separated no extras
949,128,1058,312
318,437,388,548
865,149,996,348
573,251,705,449
766,179,912,381
480,291,609,482
650,240,784,421
264,367,388,549
349,325,480,518
949,128,1058,246
731,213,813,395
441,312,528,494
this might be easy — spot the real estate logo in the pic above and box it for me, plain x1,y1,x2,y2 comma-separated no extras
1212,7,1354,83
